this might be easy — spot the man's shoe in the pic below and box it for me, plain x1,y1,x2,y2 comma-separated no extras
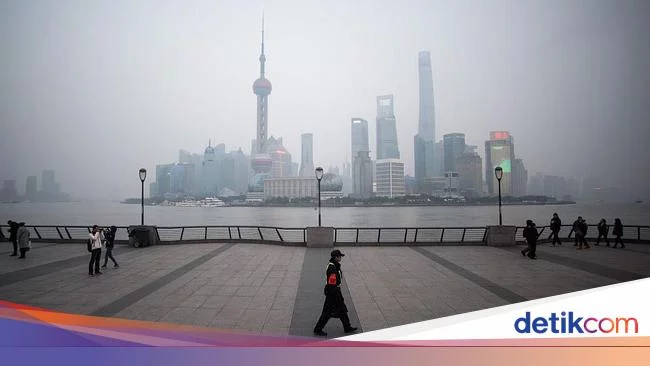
114,264,120,268
521,250,526,257
10,253,17,256
344,327,358,334
101,265,107,269
313,330,327,336
19,256,25,259
96,271,103,275
584,245,590,249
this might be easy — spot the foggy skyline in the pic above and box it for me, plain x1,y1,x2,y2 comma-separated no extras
1,0,649,200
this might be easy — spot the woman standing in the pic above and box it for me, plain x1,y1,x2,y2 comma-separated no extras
612,218,625,249
16,222,31,259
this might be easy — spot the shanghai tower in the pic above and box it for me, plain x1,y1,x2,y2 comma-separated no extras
414,51,436,190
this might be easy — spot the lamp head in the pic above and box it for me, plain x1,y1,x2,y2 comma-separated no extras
315,167,324,181
139,168,147,182
494,166,503,181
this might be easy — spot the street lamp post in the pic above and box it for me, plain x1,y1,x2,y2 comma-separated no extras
139,168,147,226
494,166,503,226
315,167,324,227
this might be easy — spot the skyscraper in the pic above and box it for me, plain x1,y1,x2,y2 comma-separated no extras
42,170,55,194
414,51,436,189
376,95,400,160
485,131,515,196
456,152,483,198
512,158,528,197
351,118,369,159
375,159,405,198
25,176,37,200
443,133,466,173
299,133,314,177
353,151,373,199
249,17,273,194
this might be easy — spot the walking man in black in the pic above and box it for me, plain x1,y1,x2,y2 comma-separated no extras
313,249,358,336
7,221,19,256
522,220,539,259
101,226,119,269
612,218,625,249
596,219,610,246
549,213,562,246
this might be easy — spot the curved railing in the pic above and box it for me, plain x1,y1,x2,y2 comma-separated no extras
0,224,649,246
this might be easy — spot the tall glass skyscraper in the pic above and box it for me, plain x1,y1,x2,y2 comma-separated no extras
299,133,314,177
414,51,436,190
376,95,400,160
443,133,466,172
351,118,369,159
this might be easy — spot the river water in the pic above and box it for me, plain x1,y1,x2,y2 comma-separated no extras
0,202,648,228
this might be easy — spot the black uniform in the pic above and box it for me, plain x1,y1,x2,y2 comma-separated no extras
522,222,538,259
314,252,356,336
8,221,19,256
596,221,610,246
102,226,119,268
613,220,625,248
549,215,562,245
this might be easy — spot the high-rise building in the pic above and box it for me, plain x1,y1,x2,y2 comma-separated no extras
485,131,515,196
171,163,195,195
299,133,314,177
25,176,37,199
0,180,19,202
375,159,405,198
456,153,483,198
179,149,193,164
351,118,369,159
376,95,400,160
267,136,292,178
353,151,373,199
230,148,250,194
433,140,445,177
443,133,466,173
249,18,273,195
414,51,436,188
512,158,528,197
202,142,220,195
42,170,56,194
155,164,174,197
149,182,158,198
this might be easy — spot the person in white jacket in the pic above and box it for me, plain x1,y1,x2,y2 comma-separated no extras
88,225,104,276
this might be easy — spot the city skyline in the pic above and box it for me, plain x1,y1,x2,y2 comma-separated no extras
1,1,649,200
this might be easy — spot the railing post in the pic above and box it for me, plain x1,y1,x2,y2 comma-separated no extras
303,229,306,244
65,227,72,240
568,228,574,239
258,227,264,241
237,227,241,239
180,227,185,240
204,227,208,240
56,227,64,240
404,228,408,243
440,228,445,243
639,226,641,241
228,227,232,240
275,228,283,242
334,228,337,244
355,229,359,244
461,228,466,243
377,228,381,244
482,228,488,242
414,228,418,243
33,227,42,239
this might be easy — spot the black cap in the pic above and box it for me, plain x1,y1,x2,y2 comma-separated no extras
331,249,345,257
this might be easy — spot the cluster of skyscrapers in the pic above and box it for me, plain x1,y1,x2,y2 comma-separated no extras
0,170,70,202
148,22,538,202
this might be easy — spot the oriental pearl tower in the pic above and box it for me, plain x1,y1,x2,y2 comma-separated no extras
248,17,273,194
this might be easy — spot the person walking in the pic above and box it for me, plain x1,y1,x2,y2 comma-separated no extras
313,249,358,336
612,218,625,249
16,222,30,259
596,219,610,246
101,226,119,269
521,220,539,259
572,216,583,247
579,217,590,249
549,213,562,246
88,225,104,276
7,220,19,256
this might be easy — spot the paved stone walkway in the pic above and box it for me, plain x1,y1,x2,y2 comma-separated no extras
0,241,648,337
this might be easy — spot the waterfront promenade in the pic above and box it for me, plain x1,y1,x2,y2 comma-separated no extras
1,241,649,338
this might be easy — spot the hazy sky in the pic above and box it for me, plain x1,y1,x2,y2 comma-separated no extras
1,0,649,200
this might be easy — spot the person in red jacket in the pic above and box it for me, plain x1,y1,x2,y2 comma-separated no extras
313,250,358,336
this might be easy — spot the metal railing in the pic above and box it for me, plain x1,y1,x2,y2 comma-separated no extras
1,224,649,246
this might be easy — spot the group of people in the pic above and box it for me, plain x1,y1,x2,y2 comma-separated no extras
6,220,31,258
88,225,119,276
522,213,626,259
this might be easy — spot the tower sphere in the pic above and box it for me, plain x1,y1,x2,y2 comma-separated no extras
253,78,272,96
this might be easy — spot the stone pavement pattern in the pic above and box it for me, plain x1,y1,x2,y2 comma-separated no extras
0,241,648,338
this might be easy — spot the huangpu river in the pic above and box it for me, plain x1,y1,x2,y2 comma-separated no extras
0,202,648,227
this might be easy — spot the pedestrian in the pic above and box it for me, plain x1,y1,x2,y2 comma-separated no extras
16,222,30,259
612,218,625,249
521,220,538,259
549,213,562,246
7,220,19,256
313,249,358,336
596,219,610,246
88,225,104,276
579,217,590,249
101,226,119,269
572,216,583,247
